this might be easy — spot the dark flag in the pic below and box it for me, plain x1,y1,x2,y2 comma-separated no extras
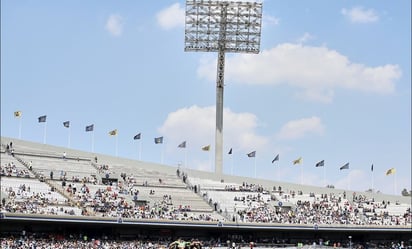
85,124,94,132
38,115,47,123
316,160,325,167
340,163,349,170
63,121,70,128
228,148,233,155
371,164,374,172
247,151,256,157
178,141,186,148
133,133,141,140
154,136,163,144
272,154,279,163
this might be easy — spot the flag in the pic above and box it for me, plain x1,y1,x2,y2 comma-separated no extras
293,157,302,165
371,164,374,172
109,129,118,136
386,168,396,176
85,124,94,132
228,148,232,155
202,145,210,151
63,121,70,128
272,154,279,163
133,133,141,140
154,136,163,144
14,111,22,118
38,115,47,123
340,163,349,170
315,160,325,167
247,151,256,157
178,141,186,148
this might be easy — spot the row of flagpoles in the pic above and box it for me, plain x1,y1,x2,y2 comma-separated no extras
13,111,397,192
14,111,398,176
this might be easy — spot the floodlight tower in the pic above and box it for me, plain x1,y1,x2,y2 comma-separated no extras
185,0,262,176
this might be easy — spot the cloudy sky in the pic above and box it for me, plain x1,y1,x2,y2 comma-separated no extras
1,0,410,195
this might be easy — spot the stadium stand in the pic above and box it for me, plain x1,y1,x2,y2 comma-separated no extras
1,136,411,248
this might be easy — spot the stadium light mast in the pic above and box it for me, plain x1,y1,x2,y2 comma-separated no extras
184,0,263,176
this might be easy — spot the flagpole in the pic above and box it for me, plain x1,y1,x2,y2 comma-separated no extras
91,131,95,153
68,127,71,148
230,153,234,175
43,122,47,144
160,143,164,164
254,157,257,178
323,166,326,187
115,134,118,157
184,148,187,168
371,169,374,193
209,150,211,171
394,173,397,195
347,170,350,190
139,140,142,160
300,164,303,185
18,118,22,139
276,162,279,182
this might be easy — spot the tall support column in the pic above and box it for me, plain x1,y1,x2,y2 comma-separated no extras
215,48,225,176
215,4,228,176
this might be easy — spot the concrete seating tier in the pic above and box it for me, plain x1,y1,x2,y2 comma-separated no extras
201,190,272,215
133,186,214,212
385,203,410,216
188,177,239,190
1,153,35,178
375,203,410,216
1,177,68,204
1,177,82,216
108,166,187,188
19,155,97,181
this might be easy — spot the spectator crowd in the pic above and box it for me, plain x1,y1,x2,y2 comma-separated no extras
1,142,411,228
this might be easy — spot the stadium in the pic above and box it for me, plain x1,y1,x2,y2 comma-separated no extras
1,136,411,248
1,1,411,248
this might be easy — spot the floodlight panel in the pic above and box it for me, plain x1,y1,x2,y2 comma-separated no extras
185,0,262,53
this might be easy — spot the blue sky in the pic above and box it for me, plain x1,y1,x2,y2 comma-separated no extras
1,0,410,195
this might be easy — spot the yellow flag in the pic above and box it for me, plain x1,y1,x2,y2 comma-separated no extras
109,129,118,136
293,157,302,165
14,111,22,117
202,145,210,151
386,168,396,176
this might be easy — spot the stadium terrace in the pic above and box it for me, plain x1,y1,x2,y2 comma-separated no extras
1,136,411,248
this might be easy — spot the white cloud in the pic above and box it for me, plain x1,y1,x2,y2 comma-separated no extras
105,14,124,37
276,116,325,140
156,3,185,30
297,32,315,44
295,89,334,103
263,15,280,26
158,105,269,153
197,43,401,102
341,6,379,23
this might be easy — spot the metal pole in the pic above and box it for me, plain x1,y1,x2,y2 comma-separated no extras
18,117,22,139
214,4,228,177
215,49,225,176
